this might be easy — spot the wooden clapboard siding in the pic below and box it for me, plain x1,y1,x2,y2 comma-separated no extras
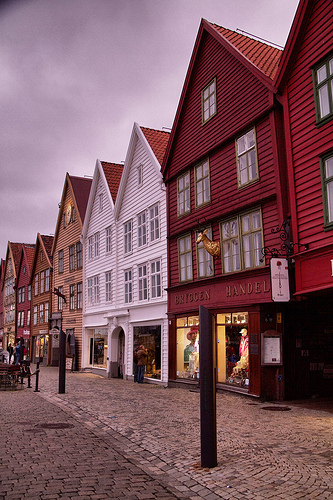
284,0,333,252
84,168,117,316
167,35,272,180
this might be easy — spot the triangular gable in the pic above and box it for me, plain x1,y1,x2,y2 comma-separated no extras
30,233,54,279
114,123,169,219
52,173,92,255
162,19,282,177
82,160,123,239
274,0,315,89
17,244,36,283
2,242,23,285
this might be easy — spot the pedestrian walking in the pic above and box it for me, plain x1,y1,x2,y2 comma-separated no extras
14,342,20,364
7,344,13,364
136,345,148,384
133,346,139,382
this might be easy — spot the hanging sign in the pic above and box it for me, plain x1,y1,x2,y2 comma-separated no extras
270,258,290,302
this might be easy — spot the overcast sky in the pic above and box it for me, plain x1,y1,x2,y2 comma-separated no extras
0,0,300,260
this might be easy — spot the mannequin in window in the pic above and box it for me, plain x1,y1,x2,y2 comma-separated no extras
184,328,198,363
231,328,249,377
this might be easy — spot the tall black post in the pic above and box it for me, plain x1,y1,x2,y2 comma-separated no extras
199,305,217,468
59,329,66,394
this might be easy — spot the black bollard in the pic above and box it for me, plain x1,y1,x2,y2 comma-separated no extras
27,374,31,388
59,329,66,394
199,305,217,469
34,361,40,392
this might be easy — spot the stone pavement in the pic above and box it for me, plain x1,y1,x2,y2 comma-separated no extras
0,368,332,499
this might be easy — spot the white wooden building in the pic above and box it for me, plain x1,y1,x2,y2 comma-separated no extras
81,123,170,384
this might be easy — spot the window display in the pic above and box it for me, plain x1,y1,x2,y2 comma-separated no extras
176,316,199,379
216,312,249,387
133,325,161,379
91,329,108,368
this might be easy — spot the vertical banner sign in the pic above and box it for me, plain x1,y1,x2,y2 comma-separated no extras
199,305,217,468
270,258,290,302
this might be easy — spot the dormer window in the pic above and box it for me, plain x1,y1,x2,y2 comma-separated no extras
202,78,216,124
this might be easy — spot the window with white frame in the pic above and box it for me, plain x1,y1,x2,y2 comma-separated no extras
124,269,132,303
105,271,112,302
236,128,258,188
39,303,44,324
69,284,75,310
34,274,38,296
88,233,99,259
33,305,37,325
69,245,75,271
178,234,193,282
177,171,190,216
313,54,333,123
196,228,214,278
40,270,45,294
28,285,31,301
320,152,333,228
45,269,50,292
58,286,64,311
221,210,263,273
87,276,99,305
124,221,132,254
138,264,148,301
202,77,217,124
149,204,159,242
138,211,147,247
151,259,161,298
45,302,49,323
106,226,112,253
77,282,82,309
195,159,210,207
27,309,31,326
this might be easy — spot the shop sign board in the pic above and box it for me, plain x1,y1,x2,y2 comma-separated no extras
270,258,290,302
261,330,282,366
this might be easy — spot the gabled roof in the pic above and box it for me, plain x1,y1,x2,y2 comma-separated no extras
274,0,315,89
2,242,34,290
140,127,170,165
210,24,282,80
161,19,282,177
17,244,36,283
114,122,170,219
70,175,93,223
100,162,124,202
52,173,92,254
81,160,123,239
30,233,54,279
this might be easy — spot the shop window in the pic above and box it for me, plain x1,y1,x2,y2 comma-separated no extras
220,209,263,273
176,316,199,379
90,329,108,368
195,159,210,208
178,234,193,282
133,325,161,380
196,228,214,278
177,171,190,217
236,128,258,188
216,312,249,388
313,53,333,124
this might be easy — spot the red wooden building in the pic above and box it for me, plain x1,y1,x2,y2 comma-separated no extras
162,21,291,399
16,244,35,356
275,0,333,397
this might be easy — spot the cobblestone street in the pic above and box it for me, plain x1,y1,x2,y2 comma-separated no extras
1,367,332,499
